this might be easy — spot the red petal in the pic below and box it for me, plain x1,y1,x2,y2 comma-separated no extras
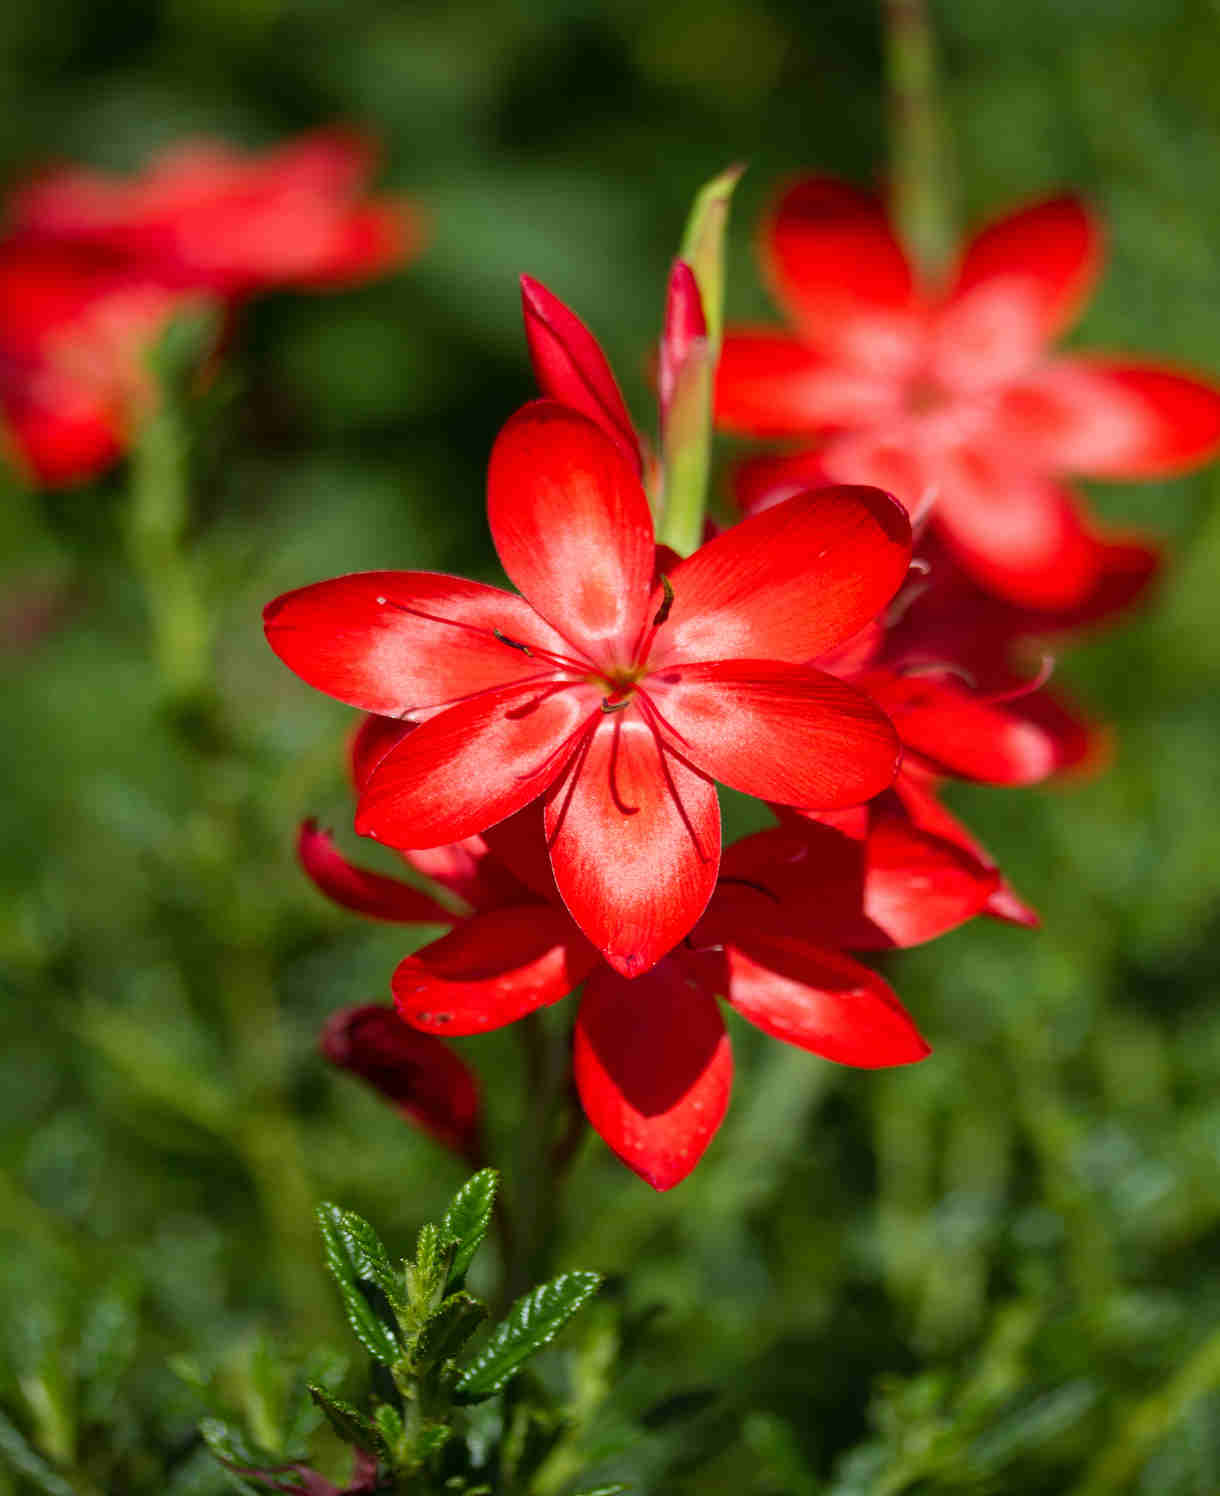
520,276,643,474
654,485,912,666
264,572,575,716
715,330,902,438
479,798,561,903
996,358,1220,478
948,195,1103,342
651,659,900,808
933,463,1102,610
724,937,929,1066
486,401,655,670
730,447,838,516
544,711,720,977
356,679,598,848
762,176,918,347
393,905,595,1035
320,1004,481,1159
659,260,707,423
573,959,732,1190
297,820,454,924
349,714,413,793
860,670,1058,785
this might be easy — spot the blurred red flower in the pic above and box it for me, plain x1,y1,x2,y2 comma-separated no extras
266,400,911,976
717,179,1220,609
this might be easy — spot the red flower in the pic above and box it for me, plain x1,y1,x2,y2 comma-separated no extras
320,1003,482,1162
717,178,1220,609
266,399,912,975
0,244,204,486
8,128,417,296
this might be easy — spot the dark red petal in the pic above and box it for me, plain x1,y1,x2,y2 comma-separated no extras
860,670,1058,785
762,176,917,343
933,465,1102,610
320,1004,481,1159
715,331,902,439
573,959,732,1190
486,401,655,669
393,905,595,1035
654,485,912,666
652,659,900,808
479,798,561,903
997,358,1220,478
948,194,1103,342
724,937,929,1066
520,276,643,473
356,679,598,849
263,571,574,716
544,711,720,977
297,820,454,924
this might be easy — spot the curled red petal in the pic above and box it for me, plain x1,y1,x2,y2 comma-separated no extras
653,485,912,667
520,275,643,473
651,659,900,809
263,571,574,716
487,401,655,671
544,711,720,978
321,1003,481,1159
297,820,454,924
573,959,732,1190
947,194,1103,342
356,678,598,849
724,937,929,1067
393,905,596,1035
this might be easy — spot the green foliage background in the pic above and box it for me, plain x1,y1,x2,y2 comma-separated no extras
3,1,1220,1490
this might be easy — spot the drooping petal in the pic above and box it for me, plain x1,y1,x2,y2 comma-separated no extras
356,679,598,849
486,401,655,670
544,711,720,978
933,462,1102,610
947,194,1103,343
653,485,912,667
859,670,1058,785
519,276,643,473
994,358,1220,478
762,176,919,351
479,798,561,903
263,571,575,716
320,1003,481,1159
651,659,900,808
297,820,455,924
393,905,596,1035
573,959,732,1190
715,330,903,438
723,936,929,1067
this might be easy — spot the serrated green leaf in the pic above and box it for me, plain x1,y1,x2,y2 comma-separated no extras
440,1168,499,1289
373,1403,404,1457
414,1292,488,1372
407,1222,452,1317
306,1385,382,1455
410,1420,453,1461
455,1271,602,1403
316,1205,401,1366
316,1203,398,1299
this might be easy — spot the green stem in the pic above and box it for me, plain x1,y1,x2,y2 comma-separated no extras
882,0,956,279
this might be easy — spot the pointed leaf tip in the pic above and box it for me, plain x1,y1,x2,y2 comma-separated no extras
440,1167,499,1288
454,1270,603,1402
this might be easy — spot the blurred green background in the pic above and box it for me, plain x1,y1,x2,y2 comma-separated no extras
4,0,1220,1491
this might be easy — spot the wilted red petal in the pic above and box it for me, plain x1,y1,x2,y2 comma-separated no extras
997,358,1220,478
356,679,598,848
715,330,903,438
724,936,929,1066
861,671,1058,785
653,659,900,808
544,712,720,977
762,176,917,345
934,464,1102,610
487,402,655,670
264,571,574,716
573,960,732,1190
520,276,643,473
297,819,455,924
321,1003,481,1159
654,485,912,667
948,195,1103,342
393,905,596,1035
